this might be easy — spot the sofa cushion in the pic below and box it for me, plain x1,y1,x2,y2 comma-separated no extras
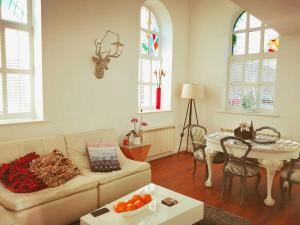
29,150,81,187
87,143,121,172
0,175,98,211
65,129,128,171
0,135,67,166
0,152,48,193
82,159,150,185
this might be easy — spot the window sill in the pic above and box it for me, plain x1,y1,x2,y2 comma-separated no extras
0,118,47,126
219,110,280,117
138,109,172,114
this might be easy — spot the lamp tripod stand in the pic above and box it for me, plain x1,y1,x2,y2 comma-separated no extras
178,98,199,153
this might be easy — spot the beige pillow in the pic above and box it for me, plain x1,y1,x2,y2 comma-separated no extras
29,150,80,187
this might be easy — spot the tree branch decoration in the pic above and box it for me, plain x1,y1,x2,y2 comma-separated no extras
154,69,166,88
92,30,124,79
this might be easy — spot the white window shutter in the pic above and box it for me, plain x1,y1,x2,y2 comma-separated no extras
7,74,31,113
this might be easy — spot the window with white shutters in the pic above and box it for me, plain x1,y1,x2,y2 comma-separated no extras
139,6,162,111
226,11,279,113
0,0,39,121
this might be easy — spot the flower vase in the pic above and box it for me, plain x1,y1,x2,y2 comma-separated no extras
133,136,141,145
156,87,161,109
139,129,143,142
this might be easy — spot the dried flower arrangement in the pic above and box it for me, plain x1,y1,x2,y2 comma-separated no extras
154,69,166,88
234,121,254,140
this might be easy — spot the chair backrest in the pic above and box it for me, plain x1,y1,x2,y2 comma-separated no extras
254,126,281,139
220,136,252,165
190,124,207,151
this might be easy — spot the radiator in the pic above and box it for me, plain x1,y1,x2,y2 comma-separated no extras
142,125,176,157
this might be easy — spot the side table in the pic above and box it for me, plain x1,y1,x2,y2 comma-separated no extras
119,142,151,162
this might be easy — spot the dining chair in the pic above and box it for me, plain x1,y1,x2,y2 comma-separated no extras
220,136,261,206
254,126,281,139
279,157,300,205
190,125,224,178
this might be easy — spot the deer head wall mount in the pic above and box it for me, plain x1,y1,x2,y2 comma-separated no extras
92,30,124,79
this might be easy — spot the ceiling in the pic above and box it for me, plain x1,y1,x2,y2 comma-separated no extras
230,0,300,34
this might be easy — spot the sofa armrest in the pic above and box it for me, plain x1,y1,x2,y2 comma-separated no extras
121,158,151,169
0,205,20,225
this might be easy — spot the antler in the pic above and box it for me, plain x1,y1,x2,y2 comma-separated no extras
95,44,122,60
105,47,123,59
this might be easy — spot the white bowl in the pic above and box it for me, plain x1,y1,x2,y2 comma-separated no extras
114,200,152,217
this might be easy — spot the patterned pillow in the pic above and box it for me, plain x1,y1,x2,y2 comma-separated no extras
0,152,48,193
87,143,121,172
29,150,80,187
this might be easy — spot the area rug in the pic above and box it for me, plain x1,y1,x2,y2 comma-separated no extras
70,204,252,225
194,204,252,225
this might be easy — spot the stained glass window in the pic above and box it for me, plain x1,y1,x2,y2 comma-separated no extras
264,29,279,52
228,11,279,113
2,0,27,24
139,6,162,111
140,6,160,56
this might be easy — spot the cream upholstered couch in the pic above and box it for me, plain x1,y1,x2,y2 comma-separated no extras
0,129,151,225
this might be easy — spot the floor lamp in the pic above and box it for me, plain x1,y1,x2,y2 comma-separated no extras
178,83,205,153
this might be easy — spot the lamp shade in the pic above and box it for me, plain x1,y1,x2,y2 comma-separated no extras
181,83,204,99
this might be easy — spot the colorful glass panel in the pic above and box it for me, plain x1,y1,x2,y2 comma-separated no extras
2,0,27,24
149,33,159,56
140,31,148,54
150,12,159,33
264,29,279,52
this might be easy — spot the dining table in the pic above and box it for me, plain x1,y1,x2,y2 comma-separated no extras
204,131,300,207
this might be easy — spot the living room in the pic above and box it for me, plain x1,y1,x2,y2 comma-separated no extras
0,0,300,225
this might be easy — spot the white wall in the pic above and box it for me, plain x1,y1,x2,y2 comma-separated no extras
0,0,190,144
189,0,300,142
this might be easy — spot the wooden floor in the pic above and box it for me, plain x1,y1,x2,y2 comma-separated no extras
150,152,300,225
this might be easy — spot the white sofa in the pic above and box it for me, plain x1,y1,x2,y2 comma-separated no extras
0,129,151,225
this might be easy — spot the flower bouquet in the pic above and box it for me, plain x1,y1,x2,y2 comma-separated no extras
127,113,148,145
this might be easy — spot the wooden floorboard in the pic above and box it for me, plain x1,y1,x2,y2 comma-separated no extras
150,152,300,225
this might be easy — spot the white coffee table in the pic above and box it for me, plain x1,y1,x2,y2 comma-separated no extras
80,183,204,225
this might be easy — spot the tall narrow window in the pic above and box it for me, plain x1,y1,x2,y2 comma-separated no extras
139,6,162,111
226,11,279,113
0,0,40,121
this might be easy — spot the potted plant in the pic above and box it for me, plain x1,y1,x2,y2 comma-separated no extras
127,114,148,145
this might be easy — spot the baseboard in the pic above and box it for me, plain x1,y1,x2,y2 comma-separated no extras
146,151,174,161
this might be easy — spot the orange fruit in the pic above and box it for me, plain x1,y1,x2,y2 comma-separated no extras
114,201,127,213
134,199,145,208
141,194,152,204
132,194,142,202
126,203,137,211
126,198,136,205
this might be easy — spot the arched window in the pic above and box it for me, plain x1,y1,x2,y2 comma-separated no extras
139,6,162,111
226,11,279,113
